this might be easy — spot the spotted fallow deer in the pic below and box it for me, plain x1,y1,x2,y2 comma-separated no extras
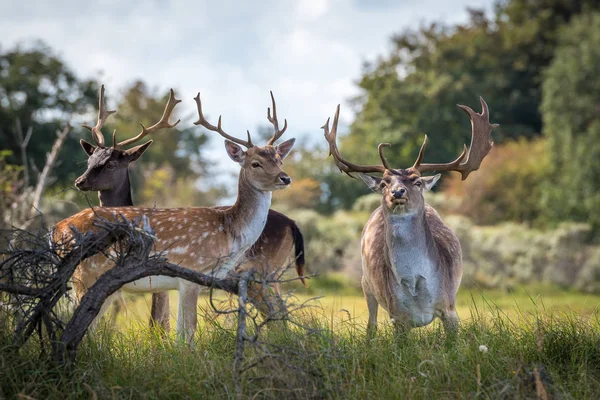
73,86,306,330
54,90,296,343
323,97,498,336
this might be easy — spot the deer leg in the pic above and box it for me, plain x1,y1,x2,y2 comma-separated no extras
109,291,127,327
177,283,200,345
149,292,171,332
90,292,121,332
365,291,379,337
440,307,459,340
251,282,288,326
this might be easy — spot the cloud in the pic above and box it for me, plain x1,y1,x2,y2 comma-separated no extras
1,0,494,186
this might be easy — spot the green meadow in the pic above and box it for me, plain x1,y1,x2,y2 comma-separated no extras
2,279,600,399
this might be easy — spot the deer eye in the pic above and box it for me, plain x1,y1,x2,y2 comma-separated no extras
379,181,388,188
251,161,262,169
414,181,422,187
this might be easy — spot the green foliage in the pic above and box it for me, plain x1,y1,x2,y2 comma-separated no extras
288,208,364,274
328,0,600,210
541,11,600,235
0,41,97,185
108,81,210,205
442,138,550,225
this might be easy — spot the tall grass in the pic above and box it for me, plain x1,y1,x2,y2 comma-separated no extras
1,293,600,399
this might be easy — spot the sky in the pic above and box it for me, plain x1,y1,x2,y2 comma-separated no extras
1,0,495,169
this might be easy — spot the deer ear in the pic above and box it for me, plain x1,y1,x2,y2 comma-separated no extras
225,140,246,164
80,139,96,156
275,138,296,160
124,140,153,163
421,174,441,191
359,173,384,193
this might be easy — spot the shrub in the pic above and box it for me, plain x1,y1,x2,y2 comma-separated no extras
442,138,550,225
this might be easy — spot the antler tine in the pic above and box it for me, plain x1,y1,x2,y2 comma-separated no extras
378,143,392,170
322,104,387,177
414,96,498,180
82,84,116,148
117,89,182,148
192,92,253,148
266,91,288,146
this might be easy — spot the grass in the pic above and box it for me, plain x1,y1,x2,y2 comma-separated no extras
2,281,600,399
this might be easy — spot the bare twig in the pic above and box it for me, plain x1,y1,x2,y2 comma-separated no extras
30,125,71,217
234,271,251,398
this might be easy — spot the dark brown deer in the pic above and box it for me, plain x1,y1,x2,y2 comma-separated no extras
74,85,180,330
323,97,497,336
55,90,296,343
74,88,306,330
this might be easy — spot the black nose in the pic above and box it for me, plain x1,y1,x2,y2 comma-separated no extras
279,175,291,185
392,188,406,199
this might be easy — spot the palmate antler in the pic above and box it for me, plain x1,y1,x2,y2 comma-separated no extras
413,96,499,180
322,104,392,177
83,86,181,148
193,91,289,148
323,97,498,179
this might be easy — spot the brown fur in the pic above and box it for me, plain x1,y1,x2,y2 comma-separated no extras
359,169,463,335
54,137,296,343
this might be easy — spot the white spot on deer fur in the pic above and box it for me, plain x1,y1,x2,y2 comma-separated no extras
218,225,224,232
178,225,182,229
168,217,176,222
155,220,161,226
183,218,188,224
171,246,189,254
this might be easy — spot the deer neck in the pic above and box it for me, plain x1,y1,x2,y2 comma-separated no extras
383,207,437,294
97,171,134,207
223,169,272,254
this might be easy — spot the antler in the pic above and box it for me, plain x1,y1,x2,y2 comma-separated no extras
322,104,390,176
193,93,254,148
413,96,498,180
266,91,288,146
116,89,182,148
82,85,116,147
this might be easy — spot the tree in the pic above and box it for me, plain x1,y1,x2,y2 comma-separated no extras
0,41,97,185
334,1,600,210
100,81,211,206
541,11,600,235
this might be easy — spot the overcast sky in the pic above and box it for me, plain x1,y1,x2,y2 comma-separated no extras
2,0,494,166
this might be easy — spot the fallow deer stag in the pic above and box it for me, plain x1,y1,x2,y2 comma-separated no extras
73,87,306,331
54,91,296,343
323,97,498,336
73,85,180,331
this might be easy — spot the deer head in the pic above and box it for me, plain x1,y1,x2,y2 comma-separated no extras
75,85,181,193
323,97,498,216
193,91,295,192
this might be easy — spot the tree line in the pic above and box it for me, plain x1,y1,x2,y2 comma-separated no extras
1,0,600,236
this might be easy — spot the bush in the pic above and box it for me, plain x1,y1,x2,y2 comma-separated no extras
442,138,550,225
447,216,600,293
541,12,600,236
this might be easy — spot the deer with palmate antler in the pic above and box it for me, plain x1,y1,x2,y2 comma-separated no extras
323,97,498,337
54,90,295,343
